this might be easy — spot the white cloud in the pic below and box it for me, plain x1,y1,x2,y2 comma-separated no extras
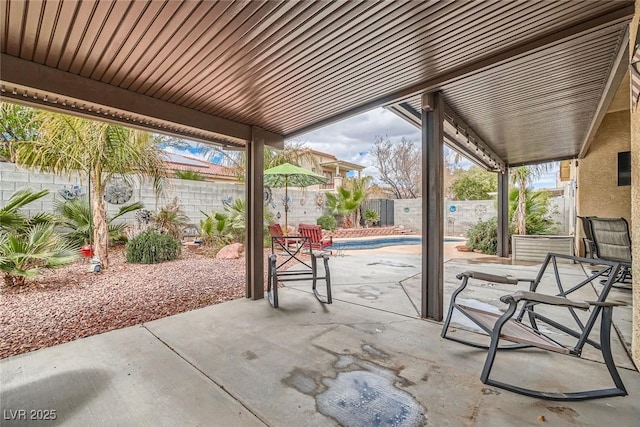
291,107,421,179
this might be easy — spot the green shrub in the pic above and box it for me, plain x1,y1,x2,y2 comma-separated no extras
362,209,379,227
466,217,499,255
316,214,337,231
125,230,181,264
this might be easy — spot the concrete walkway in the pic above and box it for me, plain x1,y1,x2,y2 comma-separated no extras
1,248,639,426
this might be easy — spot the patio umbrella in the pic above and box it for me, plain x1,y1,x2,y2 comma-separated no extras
264,162,328,233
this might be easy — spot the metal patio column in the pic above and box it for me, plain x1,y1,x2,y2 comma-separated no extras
246,127,265,300
421,92,444,320
497,170,510,258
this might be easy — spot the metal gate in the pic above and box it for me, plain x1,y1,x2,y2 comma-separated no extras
362,199,394,227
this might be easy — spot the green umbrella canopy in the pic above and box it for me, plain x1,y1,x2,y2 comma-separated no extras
263,162,328,233
263,162,328,187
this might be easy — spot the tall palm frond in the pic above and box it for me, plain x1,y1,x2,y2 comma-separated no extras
0,188,50,232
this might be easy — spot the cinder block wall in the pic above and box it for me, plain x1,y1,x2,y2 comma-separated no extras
394,199,497,236
0,162,331,229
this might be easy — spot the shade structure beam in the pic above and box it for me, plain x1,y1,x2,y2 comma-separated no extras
246,127,265,300
421,91,444,320
386,101,505,172
497,170,510,258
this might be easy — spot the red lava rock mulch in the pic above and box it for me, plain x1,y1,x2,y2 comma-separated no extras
0,246,274,359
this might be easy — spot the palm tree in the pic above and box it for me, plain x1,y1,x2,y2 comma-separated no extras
509,164,553,235
15,111,167,268
345,175,373,227
508,187,557,235
54,196,144,245
197,140,320,182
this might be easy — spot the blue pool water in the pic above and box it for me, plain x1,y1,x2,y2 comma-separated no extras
327,236,465,250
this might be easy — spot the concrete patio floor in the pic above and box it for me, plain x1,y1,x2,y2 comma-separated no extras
1,247,638,426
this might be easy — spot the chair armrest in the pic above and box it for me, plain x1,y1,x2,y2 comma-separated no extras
586,301,626,307
457,271,519,285
500,291,590,310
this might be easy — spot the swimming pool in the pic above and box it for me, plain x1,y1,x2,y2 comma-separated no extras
327,236,466,250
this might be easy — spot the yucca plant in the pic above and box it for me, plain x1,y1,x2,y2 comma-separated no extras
153,198,191,240
1,188,79,286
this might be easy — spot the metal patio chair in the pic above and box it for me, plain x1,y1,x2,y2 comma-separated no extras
577,215,597,258
589,217,632,288
298,223,333,253
442,253,627,401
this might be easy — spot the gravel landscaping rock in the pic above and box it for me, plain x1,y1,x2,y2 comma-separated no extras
0,246,275,359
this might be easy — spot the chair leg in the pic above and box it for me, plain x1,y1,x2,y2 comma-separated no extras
481,304,627,401
441,276,470,339
311,254,332,304
267,255,279,308
598,306,627,397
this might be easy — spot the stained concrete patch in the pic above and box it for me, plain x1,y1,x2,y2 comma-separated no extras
285,351,426,427
344,285,383,300
367,261,415,268
546,406,580,423
362,344,390,360
282,368,324,396
316,362,426,427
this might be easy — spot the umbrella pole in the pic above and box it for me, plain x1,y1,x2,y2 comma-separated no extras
284,175,288,235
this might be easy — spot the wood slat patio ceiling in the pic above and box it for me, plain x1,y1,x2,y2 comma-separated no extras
0,0,634,164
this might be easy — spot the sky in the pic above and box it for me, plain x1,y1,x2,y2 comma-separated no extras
163,106,558,189
294,107,559,189
291,107,421,179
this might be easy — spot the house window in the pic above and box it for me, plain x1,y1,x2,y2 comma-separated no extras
618,151,631,186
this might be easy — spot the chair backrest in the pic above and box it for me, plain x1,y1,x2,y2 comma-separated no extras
577,216,596,241
298,224,322,242
268,223,284,237
298,224,332,250
589,217,632,263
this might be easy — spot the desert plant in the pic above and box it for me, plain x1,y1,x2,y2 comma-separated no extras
1,189,79,286
466,217,501,255
125,229,181,264
0,188,56,232
326,184,366,228
174,170,204,181
153,198,191,240
508,188,558,235
510,163,555,234
199,211,234,248
362,209,380,227
466,188,557,255
55,196,143,245
316,214,337,231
